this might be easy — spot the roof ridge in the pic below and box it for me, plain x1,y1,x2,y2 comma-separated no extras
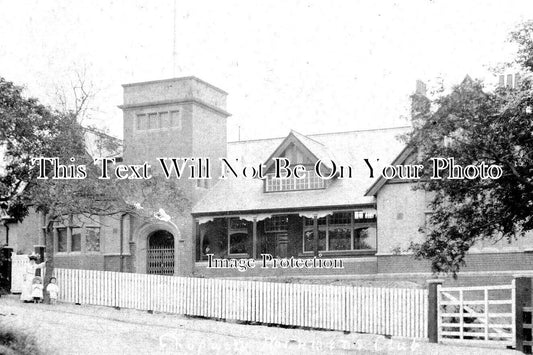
228,125,411,144
290,129,325,146
308,125,411,137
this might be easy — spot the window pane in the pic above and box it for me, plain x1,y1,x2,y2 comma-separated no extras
86,228,100,252
57,228,67,252
159,112,169,128
71,227,82,252
354,227,375,249
329,212,351,225
229,232,248,254
265,215,289,232
303,229,326,252
229,218,248,230
303,217,326,226
329,227,351,250
148,113,158,129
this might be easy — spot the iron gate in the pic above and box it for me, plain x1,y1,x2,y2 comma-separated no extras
147,230,174,275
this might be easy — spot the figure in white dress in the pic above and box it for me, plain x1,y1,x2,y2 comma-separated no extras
20,254,46,302
46,277,59,304
31,277,43,303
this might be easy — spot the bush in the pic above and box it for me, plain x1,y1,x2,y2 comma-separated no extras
0,323,44,355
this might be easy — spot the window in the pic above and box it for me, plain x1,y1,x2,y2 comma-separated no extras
159,111,169,127
71,227,82,252
57,228,67,252
329,227,351,250
229,233,247,254
228,218,249,256
265,171,325,192
302,211,376,252
170,110,181,128
56,225,101,253
354,228,372,249
148,113,158,130
86,227,100,252
264,215,289,232
134,110,182,131
303,216,327,252
303,229,326,252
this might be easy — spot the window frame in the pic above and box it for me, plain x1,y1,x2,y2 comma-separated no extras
302,211,377,253
227,218,250,257
134,109,182,132
85,227,101,253
264,215,289,233
264,170,325,193
54,223,103,254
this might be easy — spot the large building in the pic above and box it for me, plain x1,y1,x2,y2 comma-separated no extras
2,76,533,278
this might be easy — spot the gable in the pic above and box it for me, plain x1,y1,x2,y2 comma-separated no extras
263,130,333,173
364,145,416,197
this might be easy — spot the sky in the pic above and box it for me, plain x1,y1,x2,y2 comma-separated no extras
0,0,531,141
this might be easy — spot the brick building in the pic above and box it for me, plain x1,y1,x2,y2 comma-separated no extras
2,76,533,278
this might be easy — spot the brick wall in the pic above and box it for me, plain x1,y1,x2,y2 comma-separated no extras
377,252,533,274
54,254,105,270
194,257,378,278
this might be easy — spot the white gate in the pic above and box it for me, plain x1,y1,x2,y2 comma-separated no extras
438,282,515,348
10,254,30,293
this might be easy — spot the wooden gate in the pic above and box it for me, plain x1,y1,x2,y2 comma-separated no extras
437,282,515,348
10,254,30,293
147,230,174,275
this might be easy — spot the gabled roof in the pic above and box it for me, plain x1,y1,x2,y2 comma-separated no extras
262,130,335,171
193,126,411,215
364,145,416,197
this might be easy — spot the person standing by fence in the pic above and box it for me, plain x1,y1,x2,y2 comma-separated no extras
31,277,43,303
20,254,46,302
46,277,59,304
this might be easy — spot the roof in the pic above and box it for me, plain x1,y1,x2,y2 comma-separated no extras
364,145,416,197
83,127,122,160
193,126,411,215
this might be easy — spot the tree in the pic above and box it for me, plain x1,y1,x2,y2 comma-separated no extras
408,21,533,275
1,75,190,224
0,76,191,302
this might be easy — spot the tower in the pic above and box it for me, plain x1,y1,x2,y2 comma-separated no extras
120,76,229,201
119,77,230,275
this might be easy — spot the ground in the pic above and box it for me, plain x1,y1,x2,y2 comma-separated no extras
0,296,520,355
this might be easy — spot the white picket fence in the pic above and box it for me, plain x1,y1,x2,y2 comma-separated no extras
54,268,428,338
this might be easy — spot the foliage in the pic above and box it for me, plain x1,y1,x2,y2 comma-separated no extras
0,77,191,225
0,323,45,355
408,22,533,275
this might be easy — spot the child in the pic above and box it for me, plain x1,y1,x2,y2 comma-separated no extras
31,277,43,303
46,277,59,305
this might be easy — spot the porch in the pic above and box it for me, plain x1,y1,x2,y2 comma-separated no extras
194,210,378,276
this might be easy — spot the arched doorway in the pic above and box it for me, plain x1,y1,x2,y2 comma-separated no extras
147,230,175,275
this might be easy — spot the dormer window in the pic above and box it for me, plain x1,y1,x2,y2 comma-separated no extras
265,170,325,192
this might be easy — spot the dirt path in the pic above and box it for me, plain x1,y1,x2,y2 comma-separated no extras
0,296,519,355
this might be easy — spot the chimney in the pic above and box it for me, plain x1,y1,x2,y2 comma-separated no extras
415,80,427,96
411,80,430,129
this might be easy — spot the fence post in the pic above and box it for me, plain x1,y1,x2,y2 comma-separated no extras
514,275,532,352
427,279,444,343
